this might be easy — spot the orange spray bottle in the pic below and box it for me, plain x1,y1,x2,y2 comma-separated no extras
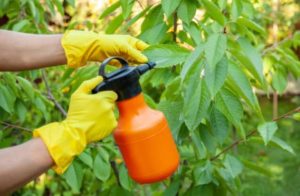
92,57,180,184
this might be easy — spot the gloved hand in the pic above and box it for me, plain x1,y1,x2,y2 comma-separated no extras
33,76,117,174
61,30,149,68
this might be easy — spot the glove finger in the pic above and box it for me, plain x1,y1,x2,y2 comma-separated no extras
95,91,118,102
125,46,148,63
135,39,149,50
127,36,149,51
76,76,103,94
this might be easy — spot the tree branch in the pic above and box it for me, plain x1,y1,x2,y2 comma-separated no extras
262,35,293,56
0,121,31,132
173,12,178,42
136,0,144,9
110,161,121,186
41,69,67,117
210,106,300,161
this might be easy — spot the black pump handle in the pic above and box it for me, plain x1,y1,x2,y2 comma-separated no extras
99,57,129,79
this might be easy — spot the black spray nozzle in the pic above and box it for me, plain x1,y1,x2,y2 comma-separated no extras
92,57,156,101
137,62,156,75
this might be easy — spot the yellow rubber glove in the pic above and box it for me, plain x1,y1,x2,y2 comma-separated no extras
33,76,117,174
61,30,149,68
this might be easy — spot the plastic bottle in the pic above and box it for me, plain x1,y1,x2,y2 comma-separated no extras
93,57,180,184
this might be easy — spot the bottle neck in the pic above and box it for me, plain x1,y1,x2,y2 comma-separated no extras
117,93,147,116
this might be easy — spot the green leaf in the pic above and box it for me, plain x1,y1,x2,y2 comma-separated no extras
241,1,255,18
143,93,157,109
194,161,213,185
122,6,150,31
205,33,227,68
209,105,229,145
183,22,203,45
181,45,204,81
53,0,64,15
105,14,123,34
241,159,273,177
120,0,134,19
178,0,197,24
236,37,265,87
236,17,266,36
162,0,182,17
215,87,244,137
2,73,18,96
139,23,168,44
201,0,226,26
15,101,27,123
0,84,15,114
12,19,29,31
190,129,207,159
231,0,242,20
226,61,261,116
66,0,75,7
182,58,210,130
143,44,189,68
223,154,243,178
93,149,111,181
276,48,300,77
109,186,132,196
158,100,183,140
34,96,47,118
200,124,217,154
293,31,300,47
141,5,164,31
178,31,195,46
272,70,287,94
119,164,133,191
293,113,300,121
45,0,56,16
217,0,227,9
163,179,180,196
63,162,83,193
100,1,120,19
27,1,37,18
17,77,34,100
141,68,177,88
257,122,278,145
270,136,295,155
204,56,228,98
78,151,93,168
185,184,215,196
161,76,181,101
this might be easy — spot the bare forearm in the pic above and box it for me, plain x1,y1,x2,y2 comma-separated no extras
0,30,67,71
0,138,53,194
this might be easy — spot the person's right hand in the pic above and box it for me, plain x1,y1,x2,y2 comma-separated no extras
33,76,117,174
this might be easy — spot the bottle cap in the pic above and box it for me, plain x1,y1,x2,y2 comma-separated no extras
92,57,156,101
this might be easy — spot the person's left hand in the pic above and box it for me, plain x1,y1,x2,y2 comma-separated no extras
33,76,117,174
61,30,149,68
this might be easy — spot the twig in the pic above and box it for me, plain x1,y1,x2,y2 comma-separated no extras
210,106,300,161
41,69,67,117
271,0,280,119
262,35,292,56
136,0,144,9
110,161,121,186
0,121,31,132
173,12,178,42
256,92,300,97
272,106,300,121
273,91,278,118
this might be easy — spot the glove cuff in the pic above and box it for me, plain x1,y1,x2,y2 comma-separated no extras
33,121,86,174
